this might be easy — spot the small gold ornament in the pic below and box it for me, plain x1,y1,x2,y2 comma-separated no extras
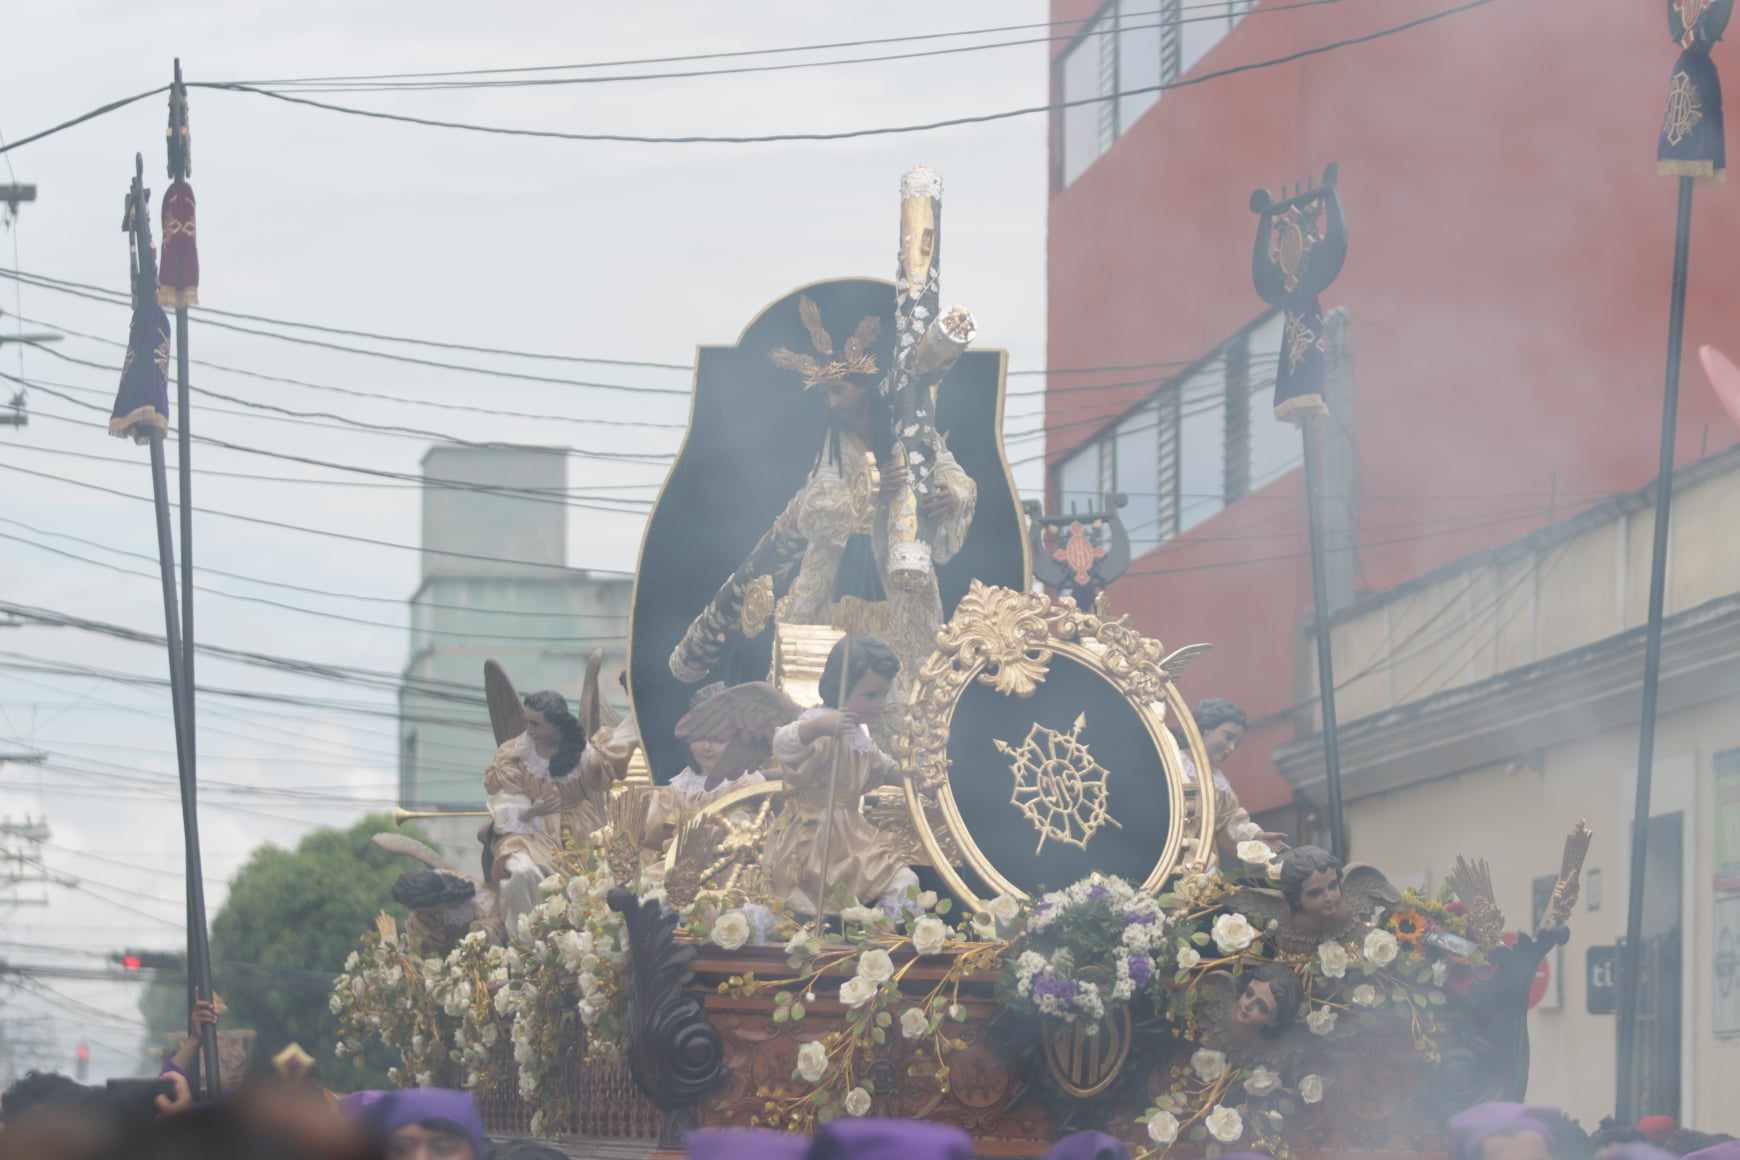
739,574,776,638
995,713,1122,855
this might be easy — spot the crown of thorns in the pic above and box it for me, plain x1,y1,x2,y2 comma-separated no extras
770,296,880,389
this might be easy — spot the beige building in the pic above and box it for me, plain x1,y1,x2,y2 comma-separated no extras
1274,446,1740,1133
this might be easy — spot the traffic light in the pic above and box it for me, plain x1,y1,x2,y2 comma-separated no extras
112,949,183,972
75,1042,90,1081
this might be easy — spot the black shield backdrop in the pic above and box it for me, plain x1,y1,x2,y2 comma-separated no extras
629,278,1029,783
945,655,1175,897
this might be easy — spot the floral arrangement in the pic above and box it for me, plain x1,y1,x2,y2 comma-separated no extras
1002,873,1166,1026
329,919,454,1090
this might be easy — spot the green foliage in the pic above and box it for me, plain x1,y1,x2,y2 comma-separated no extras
201,814,421,1090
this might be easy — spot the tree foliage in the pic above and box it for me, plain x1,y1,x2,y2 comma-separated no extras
136,814,423,1090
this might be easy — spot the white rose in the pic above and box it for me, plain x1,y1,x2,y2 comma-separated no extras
1147,1111,1180,1145
1306,1006,1337,1036
1317,942,1351,979
844,1086,872,1117
971,910,996,935
916,890,939,911
711,911,751,951
948,1003,967,1022
911,915,948,956
1205,1105,1244,1143
838,976,877,1008
328,994,343,1014
1299,1074,1325,1104
1191,1048,1228,1083
785,930,815,957
841,904,883,927
1432,960,1449,986
857,948,896,984
900,1007,930,1039
795,1040,828,1084
539,875,563,895
1232,820,1263,842
989,895,1021,925
1245,1065,1280,1096
1212,913,1257,954
1176,946,1201,971
1236,840,1276,865
344,952,360,972
1353,983,1381,1007
1364,928,1400,967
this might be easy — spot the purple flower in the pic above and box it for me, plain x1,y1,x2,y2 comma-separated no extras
1086,884,1110,902
1126,911,1155,925
1033,973,1079,1003
1127,953,1153,989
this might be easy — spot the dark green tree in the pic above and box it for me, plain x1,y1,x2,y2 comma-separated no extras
136,813,423,1091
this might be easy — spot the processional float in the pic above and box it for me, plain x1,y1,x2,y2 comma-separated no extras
347,166,1593,1157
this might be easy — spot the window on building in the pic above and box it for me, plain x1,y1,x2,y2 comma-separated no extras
1048,310,1304,555
1059,0,1254,187
1061,13,1114,187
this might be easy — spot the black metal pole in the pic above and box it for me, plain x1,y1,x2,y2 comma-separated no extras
1301,415,1349,863
1615,174,1695,1123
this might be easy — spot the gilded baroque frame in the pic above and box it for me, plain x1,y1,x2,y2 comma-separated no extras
897,581,1217,910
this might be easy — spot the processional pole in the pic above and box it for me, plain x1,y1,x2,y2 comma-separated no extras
110,145,219,1100
1616,0,1728,1123
1249,164,1350,863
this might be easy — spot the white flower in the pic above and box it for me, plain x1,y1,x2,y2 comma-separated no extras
1191,1048,1228,1083
1353,983,1381,1007
844,1087,872,1117
530,1111,545,1137
1267,860,1284,881
1212,913,1257,954
539,874,563,895
841,904,883,927
344,952,360,972
565,876,588,902
1245,1065,1280,1095
948,1003,967,1022
857,948,896,984
1236,840,1276,865
1306,1006,1337,1036
1364,928,1400,967
1175,946,1201,971
711,911,751,951
414,1071,433,1087
971,910,996,935
795,1041,828,1084
838,976,877,1008
1147,1111,1180,1145
900,1007,930,1040
785,930,815,957
1432,960,1449,986
1299,1074,1325,1104
911,915,949,956
1205,1105,1244,1143
328,993,343,1014
1317,941,1351,979
916,890,939,911
989,895,1021,925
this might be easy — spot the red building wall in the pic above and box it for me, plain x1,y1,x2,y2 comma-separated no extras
1046,0,1740,813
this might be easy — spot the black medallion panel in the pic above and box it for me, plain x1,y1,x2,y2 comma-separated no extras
944,654,1174,898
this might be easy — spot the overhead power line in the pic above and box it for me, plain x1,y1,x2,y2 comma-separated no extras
0,1,1501,150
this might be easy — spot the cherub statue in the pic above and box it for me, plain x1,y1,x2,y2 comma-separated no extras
1190,965,1305,1068
1232,845,1399,955
645,680,801,844
762,633,921,916
372,831,505,956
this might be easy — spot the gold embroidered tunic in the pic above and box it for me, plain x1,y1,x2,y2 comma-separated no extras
763,710,909,914
772,429,976,728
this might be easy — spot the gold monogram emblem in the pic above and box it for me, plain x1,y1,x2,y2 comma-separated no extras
995,713,1121,855
1664,70,1703,147
738,574,775,638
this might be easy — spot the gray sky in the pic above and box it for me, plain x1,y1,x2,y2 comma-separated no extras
0,0,1051,1079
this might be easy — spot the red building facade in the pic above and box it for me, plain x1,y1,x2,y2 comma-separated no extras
1044,0,1739,818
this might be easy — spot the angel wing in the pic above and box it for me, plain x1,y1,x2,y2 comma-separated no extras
484,659,525,745
798,296,833,356
843,315,881,364
1341,863,1401,922
1448,855,1506,945
1226,886,1291,937
771,347,819,376
676,682,803,780
1160,643,1214,681
372,832,452,871
578,649,619,740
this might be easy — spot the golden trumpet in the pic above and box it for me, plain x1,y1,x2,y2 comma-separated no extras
393,806,488,826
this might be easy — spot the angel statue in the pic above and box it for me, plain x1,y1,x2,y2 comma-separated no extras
1189,965,1305,1069
1167,698,1288,867
1229,845,1399,956
763,634,921,917
643,680,801,843
371,832,505,956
